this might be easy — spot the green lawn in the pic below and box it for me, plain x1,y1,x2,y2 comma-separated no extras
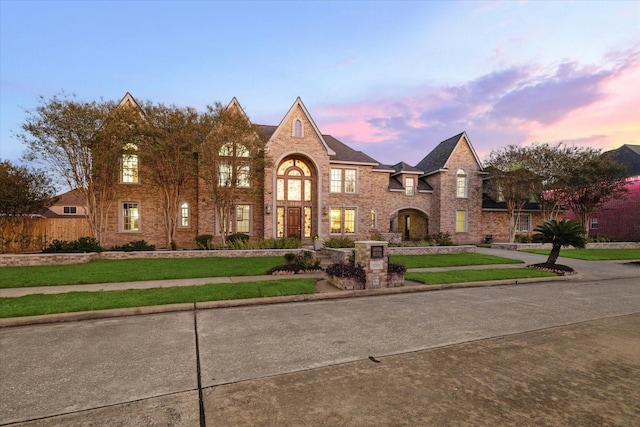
406,268,557,285
522,248,640,261
0,279,316,318
390,253,523,268
0,256,285,289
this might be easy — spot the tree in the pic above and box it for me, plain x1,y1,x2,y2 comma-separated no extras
198,102,268,245
137,103,214,248
533,219,586,265
485,145,541,242
559,150,628,236
18,93,140,246
0,160,56,252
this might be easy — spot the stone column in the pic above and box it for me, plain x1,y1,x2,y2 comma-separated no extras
354,241,388,289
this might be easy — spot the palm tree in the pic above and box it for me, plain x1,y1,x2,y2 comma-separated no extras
533,219,587,265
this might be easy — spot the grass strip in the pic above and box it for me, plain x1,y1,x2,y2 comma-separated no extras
406,268,556,285
521,248,640,261
0,279,316,318
390,253,523,269
0,257,285,288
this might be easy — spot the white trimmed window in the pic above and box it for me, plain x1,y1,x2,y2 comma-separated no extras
180,202,190,227
236,204,250,233
330,168,357,193
63,206,77,214
456,169,467,198
330,207,356,234
405,177,415,196
218,142,250,188
122,202,140,232
455,210,467,232
121,143,139,183
515,213,531,232
591,217,599,230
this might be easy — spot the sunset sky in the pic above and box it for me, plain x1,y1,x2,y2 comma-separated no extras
1,1,638,168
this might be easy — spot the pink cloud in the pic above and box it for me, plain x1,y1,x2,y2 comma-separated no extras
314,46,640,165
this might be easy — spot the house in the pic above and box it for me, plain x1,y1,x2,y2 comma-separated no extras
581,145,640,241
56,94,499,249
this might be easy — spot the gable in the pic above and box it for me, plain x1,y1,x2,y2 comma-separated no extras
265,97,336,156
415,131,482,175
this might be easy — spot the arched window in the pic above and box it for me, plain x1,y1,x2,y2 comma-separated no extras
456,168,467,198
293,119,303,137
180,202,189,227
121,143,139,183
276,158,312,202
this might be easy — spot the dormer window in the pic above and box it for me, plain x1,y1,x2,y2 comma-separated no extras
456,168,467,198
405,177,415,196
293,119,303,137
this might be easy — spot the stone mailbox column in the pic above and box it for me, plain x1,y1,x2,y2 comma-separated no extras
354,241,388,289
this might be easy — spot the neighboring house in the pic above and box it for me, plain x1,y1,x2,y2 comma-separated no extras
54,93,519,248
567,144,640,241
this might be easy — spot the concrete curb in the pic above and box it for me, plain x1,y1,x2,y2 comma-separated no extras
0,275,570,328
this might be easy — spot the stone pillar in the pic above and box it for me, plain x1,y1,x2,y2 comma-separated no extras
354,241,388,290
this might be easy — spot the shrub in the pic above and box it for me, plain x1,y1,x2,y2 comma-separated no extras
324,236,356,248
516,234,533,243
43,237,104,253
227,236,302,250
195,234,213,249
387,263,407,275
268,250,321,274
112,240,156,252
325,262,366,284
227,233,249,244
431,232,452,246
589,234,611,243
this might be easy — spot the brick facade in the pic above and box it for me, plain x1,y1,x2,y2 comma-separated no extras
46,95,523,249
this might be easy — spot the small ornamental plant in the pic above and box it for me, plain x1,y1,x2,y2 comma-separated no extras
325,262,367,284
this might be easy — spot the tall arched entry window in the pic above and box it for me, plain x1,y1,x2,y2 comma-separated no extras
275,157,315,239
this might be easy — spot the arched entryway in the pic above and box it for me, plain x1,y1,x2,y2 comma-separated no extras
274,156,317,240
391,208,429,241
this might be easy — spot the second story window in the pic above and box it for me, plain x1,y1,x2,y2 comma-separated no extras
405,177,415,196
330,168,357,193
121,143,139,183
456,168,467,198
218,142,250,188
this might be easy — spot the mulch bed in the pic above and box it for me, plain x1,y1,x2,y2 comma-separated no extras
528,263,576,276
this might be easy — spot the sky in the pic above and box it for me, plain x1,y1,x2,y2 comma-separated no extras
1,0,639,169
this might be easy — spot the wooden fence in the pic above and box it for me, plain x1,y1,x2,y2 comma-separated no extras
0,217,92,254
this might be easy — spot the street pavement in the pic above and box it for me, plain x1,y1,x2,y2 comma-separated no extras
0,248,639,426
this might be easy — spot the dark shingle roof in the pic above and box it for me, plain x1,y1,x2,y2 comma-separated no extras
391,161,423,175
414,132,465,174
417,178,434,192
323,135,380,164
603,144,640,177
482,193,540,211
259,124,380,165
389,176,404,191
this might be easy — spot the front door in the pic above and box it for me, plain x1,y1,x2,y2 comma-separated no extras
287,208,301,239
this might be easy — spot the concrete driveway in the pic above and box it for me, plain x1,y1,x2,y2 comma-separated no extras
1,250,639,426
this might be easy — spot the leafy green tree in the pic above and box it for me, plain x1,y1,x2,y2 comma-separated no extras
137,103,214,248
0,160,56,252
18,93,140,246
533,219,586,265
485,145,541,242
559,150,628,235
198,102,268,245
